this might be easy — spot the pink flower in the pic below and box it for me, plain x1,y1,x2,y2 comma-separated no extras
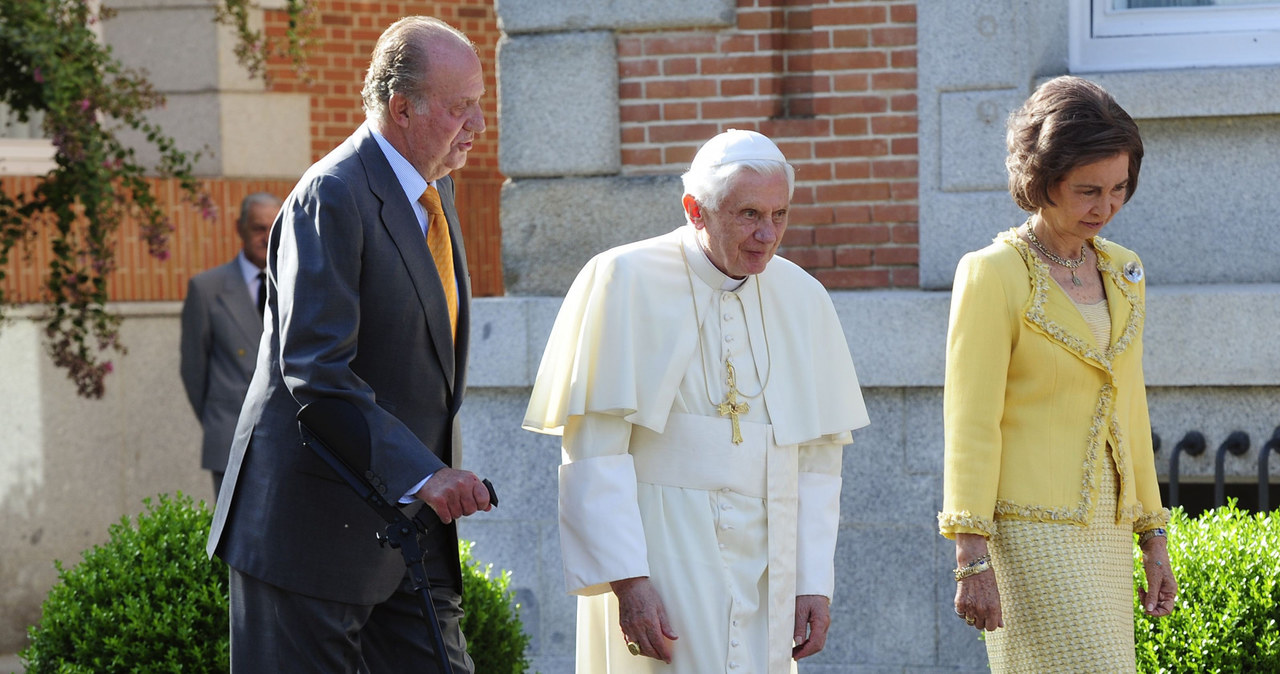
80,99,91,112
33,68,44,84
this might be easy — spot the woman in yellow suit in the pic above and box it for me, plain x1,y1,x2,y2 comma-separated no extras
939,76,1178,672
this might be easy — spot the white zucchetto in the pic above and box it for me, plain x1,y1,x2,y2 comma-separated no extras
688,128,788,171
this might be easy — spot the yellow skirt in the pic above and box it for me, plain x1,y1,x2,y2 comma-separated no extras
985,451,1136,673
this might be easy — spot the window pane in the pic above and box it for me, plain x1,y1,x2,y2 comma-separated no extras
1115,0,1279,7
0,105,44,141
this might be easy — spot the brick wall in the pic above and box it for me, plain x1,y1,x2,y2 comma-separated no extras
616,0,919,289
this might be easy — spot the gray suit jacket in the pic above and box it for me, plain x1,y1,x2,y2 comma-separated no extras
207,123,472,603
180,257,263,472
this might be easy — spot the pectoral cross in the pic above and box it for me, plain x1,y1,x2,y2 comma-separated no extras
716,360,750,445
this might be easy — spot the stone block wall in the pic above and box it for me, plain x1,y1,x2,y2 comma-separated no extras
500,0,922,294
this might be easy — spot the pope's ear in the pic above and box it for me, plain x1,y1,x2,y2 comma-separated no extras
682,194,704,227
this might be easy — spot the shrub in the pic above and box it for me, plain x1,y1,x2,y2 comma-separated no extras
20,493,229,673
460,539,533,674
21,494,531,673
1133,501,1280,673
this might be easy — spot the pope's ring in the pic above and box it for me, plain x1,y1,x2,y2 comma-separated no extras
965,616,976,626
627,642,641,656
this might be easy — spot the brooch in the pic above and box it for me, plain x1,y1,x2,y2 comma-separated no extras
1123,261,1144,283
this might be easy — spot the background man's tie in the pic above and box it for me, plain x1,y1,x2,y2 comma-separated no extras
419,185,458,339
256,270,266,318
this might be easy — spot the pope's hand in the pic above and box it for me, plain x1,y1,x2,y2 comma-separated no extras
792,594,830,659
611,577,678,663
414,467,492,524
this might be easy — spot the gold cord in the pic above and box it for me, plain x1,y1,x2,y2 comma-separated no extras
679,239,772,405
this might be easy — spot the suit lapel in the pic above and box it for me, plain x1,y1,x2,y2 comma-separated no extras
354,125,457,390
1095,239,1143,360
216,261,262,344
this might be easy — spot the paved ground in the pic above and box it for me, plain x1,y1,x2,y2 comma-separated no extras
0,653,21,673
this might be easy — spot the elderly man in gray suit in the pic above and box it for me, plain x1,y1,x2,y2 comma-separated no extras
180,192,280,498
207,16,492,673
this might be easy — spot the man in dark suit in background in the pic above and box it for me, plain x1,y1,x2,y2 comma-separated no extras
180,192,280,498
207,16,491,673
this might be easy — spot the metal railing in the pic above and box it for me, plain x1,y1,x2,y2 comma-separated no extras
1155,427,1279,511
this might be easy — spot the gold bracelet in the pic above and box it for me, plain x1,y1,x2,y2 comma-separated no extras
953,554,992,582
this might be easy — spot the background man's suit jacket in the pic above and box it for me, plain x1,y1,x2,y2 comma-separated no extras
207,123,472,604
180,258,263,473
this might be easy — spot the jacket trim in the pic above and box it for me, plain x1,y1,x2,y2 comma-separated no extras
1000,230,1144,374
1133,508,1172,533
937,511,998,538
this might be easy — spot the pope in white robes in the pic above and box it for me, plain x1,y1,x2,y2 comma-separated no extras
523,129,870,673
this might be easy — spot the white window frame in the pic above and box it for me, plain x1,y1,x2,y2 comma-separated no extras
0,139,56,176
1070,0,1280,72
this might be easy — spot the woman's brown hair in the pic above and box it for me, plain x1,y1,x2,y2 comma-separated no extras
1006,76,1144,213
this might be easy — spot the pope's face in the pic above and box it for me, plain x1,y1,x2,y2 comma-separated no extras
401,39,486,182
685,169,790,279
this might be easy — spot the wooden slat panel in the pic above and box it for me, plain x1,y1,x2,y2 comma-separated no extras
2,172,506,302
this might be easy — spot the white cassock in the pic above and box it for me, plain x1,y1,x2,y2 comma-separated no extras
524,225,870,674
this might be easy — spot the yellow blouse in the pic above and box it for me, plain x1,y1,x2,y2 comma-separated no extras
1075,298,1112,352
938,230,1169,539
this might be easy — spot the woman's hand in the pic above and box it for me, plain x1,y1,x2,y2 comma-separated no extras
1139,536,1177,617
954,533,1003,631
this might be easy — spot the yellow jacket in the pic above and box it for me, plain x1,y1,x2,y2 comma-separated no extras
938,229,1168,539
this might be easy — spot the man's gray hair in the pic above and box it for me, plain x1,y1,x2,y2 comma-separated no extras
238,192,282,226
681,160,796,215
361,16,475,122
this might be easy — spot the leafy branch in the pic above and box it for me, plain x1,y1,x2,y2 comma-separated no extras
0,0,311,398
215,0,316,85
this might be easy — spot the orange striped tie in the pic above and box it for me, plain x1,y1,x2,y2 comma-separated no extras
419,185,457,340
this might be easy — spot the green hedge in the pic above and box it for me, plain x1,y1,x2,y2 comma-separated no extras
1133,501,1280,673
459,539,531,674
21,493,530,673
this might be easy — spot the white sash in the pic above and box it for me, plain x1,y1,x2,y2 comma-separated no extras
630,412,799,674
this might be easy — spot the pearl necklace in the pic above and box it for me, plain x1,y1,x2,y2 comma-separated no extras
1024,220,1086,286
